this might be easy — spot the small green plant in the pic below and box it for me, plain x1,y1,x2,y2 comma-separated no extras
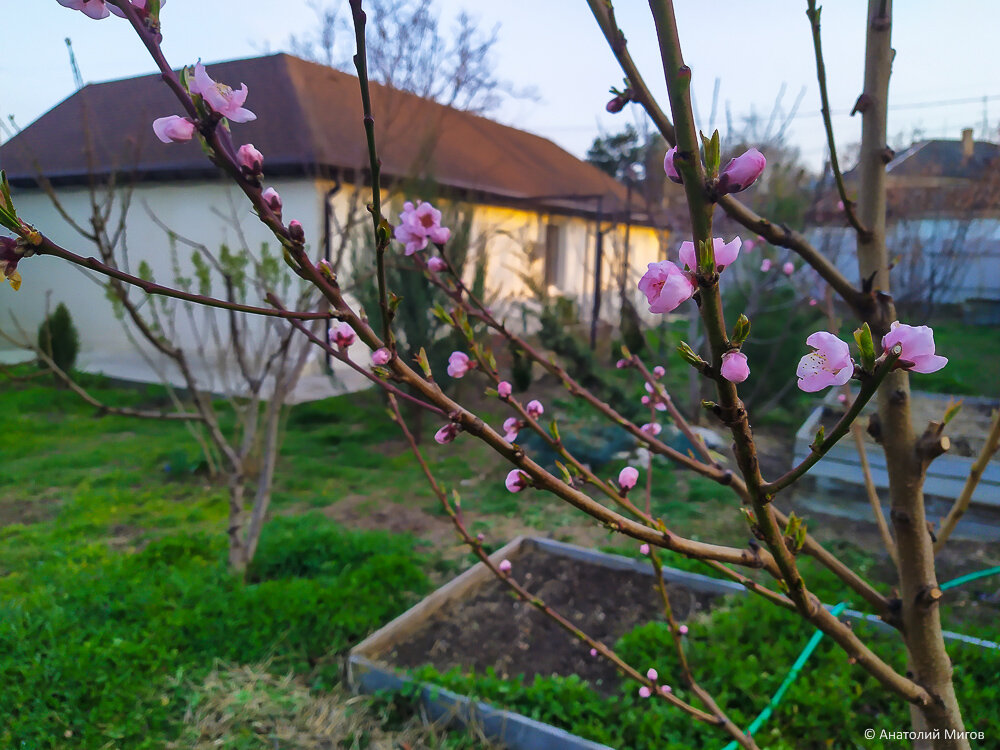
37,302,79,374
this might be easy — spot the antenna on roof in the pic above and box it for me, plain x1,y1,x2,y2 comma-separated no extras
65,38,84,91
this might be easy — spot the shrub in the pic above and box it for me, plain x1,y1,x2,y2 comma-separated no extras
37,302,80,374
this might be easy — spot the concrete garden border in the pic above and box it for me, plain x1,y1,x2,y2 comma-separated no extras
347,536,998,749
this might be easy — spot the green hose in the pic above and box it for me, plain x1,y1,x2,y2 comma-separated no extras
720,567,1000,749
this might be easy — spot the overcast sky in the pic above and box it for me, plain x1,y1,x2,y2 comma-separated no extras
2,2,997,172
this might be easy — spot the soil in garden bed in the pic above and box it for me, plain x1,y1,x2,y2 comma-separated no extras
387,547,720,692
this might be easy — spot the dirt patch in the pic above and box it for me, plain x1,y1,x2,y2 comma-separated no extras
387,547,718,691
0,496,60,527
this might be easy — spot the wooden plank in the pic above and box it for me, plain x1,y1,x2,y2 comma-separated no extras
352,536,526,660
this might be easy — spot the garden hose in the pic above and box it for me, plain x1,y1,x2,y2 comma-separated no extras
720,567,1000,749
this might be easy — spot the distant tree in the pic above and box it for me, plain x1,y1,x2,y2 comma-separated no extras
287,0,530,115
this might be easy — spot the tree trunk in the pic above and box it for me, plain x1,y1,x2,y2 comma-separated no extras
855,2,968,745
227,473,249,573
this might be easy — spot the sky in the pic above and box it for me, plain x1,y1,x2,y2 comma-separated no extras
2,1,998,172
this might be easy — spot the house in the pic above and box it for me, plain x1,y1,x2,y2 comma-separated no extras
809,129,1000,312
0,53,667,389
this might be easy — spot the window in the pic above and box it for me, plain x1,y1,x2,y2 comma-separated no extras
544,223,560,288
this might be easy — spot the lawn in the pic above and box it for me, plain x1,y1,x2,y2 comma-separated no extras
1,334,997,748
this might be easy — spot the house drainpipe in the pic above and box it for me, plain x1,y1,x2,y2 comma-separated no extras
323,177,342,372
589,196,605,350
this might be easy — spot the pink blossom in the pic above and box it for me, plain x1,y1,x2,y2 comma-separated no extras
237,143,263,174
152,116,196,144
616,358,628,369
678,237,742,273
641,395,651,406
638,261,695,314
837,393,848,404
447,351,473,378
760,259,772,272
505,470,528,493
654,401,666,412
661,685,672,695
809,298,818,307
395,200,451,255
427,256,447,273
589,648,598,657
640,422,661,436
497,381,512,398
639,543,650,555
189,62,256,123
502,417,520,443
638,686,652,699
679,625,689,635
57,0,111,19
618,466,639,490
882,322,948,374
371,347,391,366
653,365,666,379
476,532,485,542
646,668,658,681
744,239,756,252
262,187,282,215
498,559,512,573
782,261,795,276
330,322,355,350
288,220,305,243
663,147,682,184
796,332,855,392
718,148,766,194
526,400,544,419
434,423,460,444
720,351,750,383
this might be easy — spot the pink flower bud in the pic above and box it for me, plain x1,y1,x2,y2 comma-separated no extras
237,143,263,174
57,0,111,20
720,351,750,383
653,366,665,379
646,668,658,681
606,94,627,113
679,625,688,635
434,423,460,444
372,347,391,366
837,393,848,404
641,395,651,406
796,332,854,392
882,321,948,374
152,115,196,144
663,147,682,184
589,648,598,657
809,298,818,307
638,686,652,699
447,351,472,378
661,685,672,695
640,422,661,437
718,148,766,194
782,261,795,276
497,381,512,399
760,259,772,272
744,239,756,252
498,559,512,573
262,187,282,216
505,469,528,493
288,220,305,243
526,400,544,419
330,322,355,350
639,543,650,556
476,532,485,542
618,466,639,490
638,260,695,314
427,256,447,273
616,358,628,369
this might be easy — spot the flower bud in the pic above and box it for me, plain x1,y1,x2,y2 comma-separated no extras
505,469,528,493
288,220,305,243
497,381,512,399
372,347,391,366
262,187,282,216
720,351,750,383
663,147,683,184
717,148,766,194
618,466,639,490
498,559,512,573
237,143,264,175
427,256,447,273
152,115,196,144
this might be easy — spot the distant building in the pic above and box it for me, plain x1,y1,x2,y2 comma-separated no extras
810,129,1000,312
0,53,667,387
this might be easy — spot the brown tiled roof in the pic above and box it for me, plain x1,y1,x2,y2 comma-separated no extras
0,53,643,221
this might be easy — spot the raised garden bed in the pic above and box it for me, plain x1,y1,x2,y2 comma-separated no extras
348,537,998,749
794,391,1000,511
